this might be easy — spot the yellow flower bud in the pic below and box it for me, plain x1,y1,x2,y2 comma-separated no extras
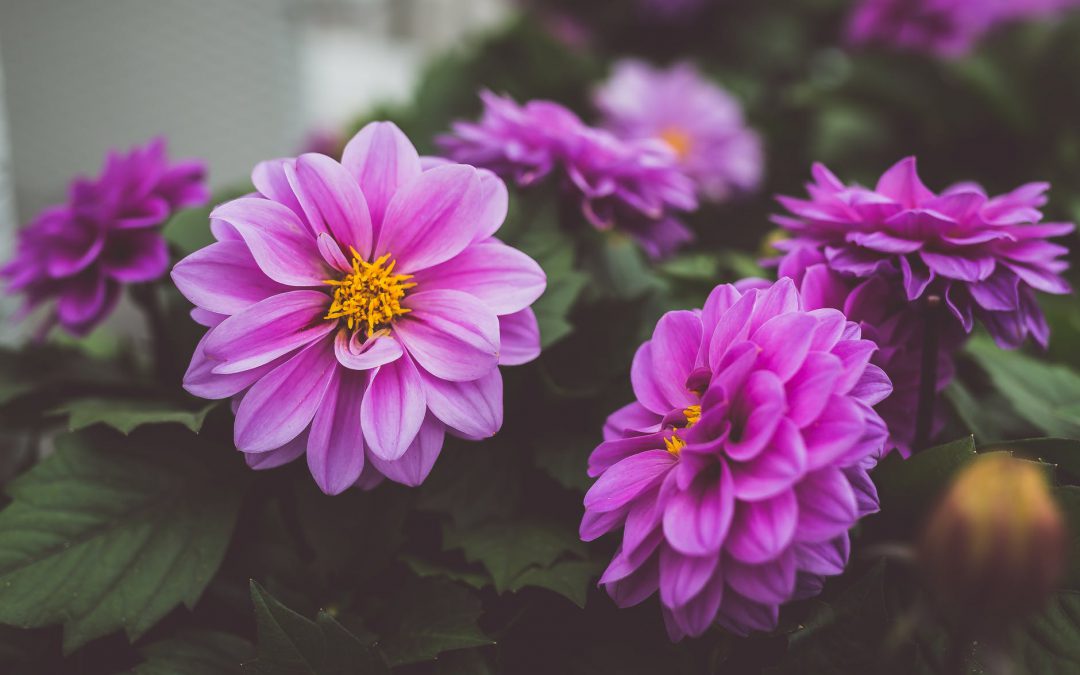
918,453,1066,637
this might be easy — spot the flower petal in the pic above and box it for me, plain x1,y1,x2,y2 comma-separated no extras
289,153,374,258
367,414,446,487
342,121,422,229
419,366,503,440
585,450,676,514
498,308,541,366
361,353,426,460
725,490,798,564
211,197,330,286
395,290,500,382
334,329,403,370
307,368,368,495
172,240,288,315
410,239,546,315
662,464,735,556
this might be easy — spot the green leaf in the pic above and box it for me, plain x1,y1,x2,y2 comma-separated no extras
401,555,489,590
442,520,586,592
506,559,601,609
0,430,246,652
594,233,658,300
248,580,388,675
966,336,1080,438
134,630,253,675
532,434,593,493
980,438,1080,481
517,225,588,349
1010,591,1080,675
871,436,976,530
418,439,523,526
53,397,217,434
163,186,250,254
376,577,493,667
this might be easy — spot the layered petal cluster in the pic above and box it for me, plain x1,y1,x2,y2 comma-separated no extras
2,138,208,335
581,279,890,640
438,91,698,259
173,122,546,494
847,0,1080,57
595,60,763,203
773,158,1073,350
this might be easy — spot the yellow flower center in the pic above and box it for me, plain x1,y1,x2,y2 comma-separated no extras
665,404,702,456
659,127,693,161
323,249,415,336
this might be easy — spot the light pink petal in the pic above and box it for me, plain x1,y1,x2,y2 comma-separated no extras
375,164,485,271
183,331,284,400
730,419,807,501
342,121,422,229
333,329,403,370
418,367,502,440
473,169,509,241
659,545,718,609
395,290,500,382
360,353,426,460
251,158,304,221
649,311,703,409
368,414,445,487
317,233,352,273
234,337,337,452
875,157,934,208
289,153,373,258
584,450,676,514
410,239,546,315
498,308,541,366
725,490,798,564
307,368,368,495
211,197,330,286
203,290,334,374
751,313,817,382
795,468,858,543
172,240,288,315
245,429,309,471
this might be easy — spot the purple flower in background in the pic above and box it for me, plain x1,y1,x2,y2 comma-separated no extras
439,91,698,259
639,0,708,19
581,279,890,639
773,158,1073,350
173,122,546,494
596,60,763,203
847,0,1080,57
2,138,208,336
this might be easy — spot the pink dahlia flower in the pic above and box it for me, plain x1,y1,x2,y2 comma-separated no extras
173,122,546,494
2,138,208,336
773,158,1073,350
581,279,891,639
595,60,763,203
847,0,1080,57
438,91,698,259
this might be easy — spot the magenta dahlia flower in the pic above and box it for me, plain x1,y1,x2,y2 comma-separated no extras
2,138,208,336
438,91,698,259
595,60,763,203
847,0,1080,57
773,158,1073,350
173,122,546,494
581,279,890,639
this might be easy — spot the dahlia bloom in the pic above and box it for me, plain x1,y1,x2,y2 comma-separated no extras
773,158,1073,350
595,60,763,203
438,91,698,259
2,138,208,335
173,122,546,494
847,0,1080,57
581,279,891,639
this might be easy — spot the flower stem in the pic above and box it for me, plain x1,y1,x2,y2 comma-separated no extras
131,284,175,385
913,294,942,452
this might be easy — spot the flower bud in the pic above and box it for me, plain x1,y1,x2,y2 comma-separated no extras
918,453,1066,637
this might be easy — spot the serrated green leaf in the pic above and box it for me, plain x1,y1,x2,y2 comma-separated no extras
53,398,217,434
248,580,387,675
0,431,245,652
981,438,1080,481
376,577,493,667
401,555,489,589
506,559,600,608
532,435,593,493
443,520,586,592
1010,591,1080,675
966,337,1080,438
134,630,253,675
871,436,976,529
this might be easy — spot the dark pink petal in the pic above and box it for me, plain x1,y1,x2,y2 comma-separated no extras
662,465,734,556
802,395,866,471
361,353,426,461
316,233,351,272
600,531,663,585
473,169,509,242
172,240,288,315
191,308,226,328
970,271,1021,311
419,367,502,440
183,331,285,400
875,157,934,208
211,197,330,286
899,256,933,300
580,507,629,542
924,190,986,221
245,430,308,471
831,339,877,394
1004,260,1072,295
585,450,676,513
843,466,880,518
376,164,484,272
603,401,663,441
307,368,368,495
730,419,807,501
786,352,843,427
623,487,665,557
101,229,169,283
631,342,671,415
848,364,892,406
498,308,541,365
411,239,545,315
725,548,796,605
794,468,857,543
751,313,817,382
342,121,422,229
846,230,922,254
797,266,848,313
368,414,446,487
395,290,500,381
333,329,403,371
649,311,702,408
234,337,337,452
659,545,718,609
748,277,799,334
697,284,741,364
716,591,779,636
726,371,785,462
794,536,849,576
57,272,107,326
707,290,756,369
588,432,667,477
663,571,725,640
919,250,995,282
289,153,373,258
725,490,798,564
605,554,660,608
204,290,334,374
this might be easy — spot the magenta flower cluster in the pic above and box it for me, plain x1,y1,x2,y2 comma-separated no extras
595,60,763,204
173,122,546,494
581,279,890,639
848,0,1080,57
439,91,698,259
2,138,208,335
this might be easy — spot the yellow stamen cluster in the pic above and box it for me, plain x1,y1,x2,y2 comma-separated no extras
659,127,693,161
324,249,415,336
665,404,702,456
